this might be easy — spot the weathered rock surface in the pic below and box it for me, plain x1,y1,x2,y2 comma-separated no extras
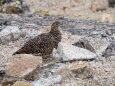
0,77,17,86
23,0,108,14
0,26,24,44
73,36,111,56
56,64,94,81
0,14,115,86
53,42,97,61
61,31,82,44
0,14,114,36
100,13,114,23
102,41,115,57
32,75,62,86
0,67,5,78
5,54,42,80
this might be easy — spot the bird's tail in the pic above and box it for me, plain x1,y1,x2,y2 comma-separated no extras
12,49,24,55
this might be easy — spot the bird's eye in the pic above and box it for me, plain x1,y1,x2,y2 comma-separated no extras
55,23,58,25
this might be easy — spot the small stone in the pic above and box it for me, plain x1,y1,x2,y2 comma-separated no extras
5,54,42,80
90,2,106,12
0,67,5,78
100,13,114,23
53,42,97,61
71,65,94,79
102,41,115,58
12,81,32,86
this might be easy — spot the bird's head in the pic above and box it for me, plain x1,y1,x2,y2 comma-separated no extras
51,21,61,30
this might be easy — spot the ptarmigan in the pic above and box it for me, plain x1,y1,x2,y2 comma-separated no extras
13,21,62,56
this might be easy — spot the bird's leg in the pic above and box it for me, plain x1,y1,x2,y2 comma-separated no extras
42,54,51,59
33,53,41,56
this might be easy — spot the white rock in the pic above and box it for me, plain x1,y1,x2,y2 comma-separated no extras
53,42,97,61
0,26,23,44
31,75,62,86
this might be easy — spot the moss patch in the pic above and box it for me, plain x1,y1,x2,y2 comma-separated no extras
34,8,50,16
5,6,22,14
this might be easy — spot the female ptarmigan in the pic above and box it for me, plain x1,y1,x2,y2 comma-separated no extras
13,21,62,56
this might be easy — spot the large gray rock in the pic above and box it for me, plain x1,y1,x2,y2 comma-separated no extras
73,36,110,56
53,42,97,61
0,26,24,44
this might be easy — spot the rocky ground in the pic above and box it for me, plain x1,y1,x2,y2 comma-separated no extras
0,0,115,86
0,13,115,86
0,0,115,22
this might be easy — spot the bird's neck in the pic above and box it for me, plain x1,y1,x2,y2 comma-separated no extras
50,26,60,35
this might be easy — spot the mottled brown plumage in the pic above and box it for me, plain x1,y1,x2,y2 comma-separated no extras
13,21,62,56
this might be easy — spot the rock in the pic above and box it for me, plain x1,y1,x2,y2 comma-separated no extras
56,64,95,83
23,28,42,41
31,75,62,86
5,54,42,80
0,67,5,78
112,34,115,38
73,36,110,56
108,0,115,8
1,77,17,86
0,19,10,26
23,0,41,13
53,42,97,61
61,31,81,44
90,2,106,12
102,41,115,58
91,0,108,11
71,66,94,79
100,13,114,23
12,81,32,86
0,26,24,44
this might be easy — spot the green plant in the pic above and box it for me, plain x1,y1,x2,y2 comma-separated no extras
34,8,50,16
5,6,22,14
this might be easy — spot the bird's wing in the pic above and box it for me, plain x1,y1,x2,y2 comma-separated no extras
22,33,53,49
35,33,53,48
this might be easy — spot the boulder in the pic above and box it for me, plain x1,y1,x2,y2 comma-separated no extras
0,26,24,44
102,41,115,58
73,36,110,56
5,54,42,80
53,42,97,61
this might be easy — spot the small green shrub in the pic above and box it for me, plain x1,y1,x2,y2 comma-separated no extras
0,9,3,13
5,6,22,14
34,9,50,16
